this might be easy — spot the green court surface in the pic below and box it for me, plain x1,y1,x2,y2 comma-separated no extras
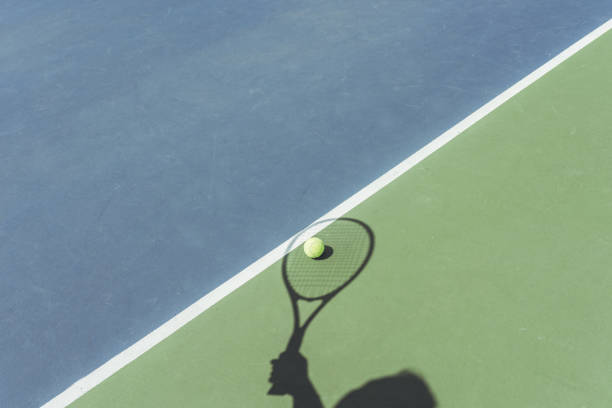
71,30,612,407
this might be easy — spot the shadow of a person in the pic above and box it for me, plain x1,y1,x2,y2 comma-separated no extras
269,351,435,408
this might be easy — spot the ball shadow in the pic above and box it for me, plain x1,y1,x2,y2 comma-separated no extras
314,245,334,260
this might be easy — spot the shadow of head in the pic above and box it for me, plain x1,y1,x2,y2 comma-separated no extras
334,371,436,408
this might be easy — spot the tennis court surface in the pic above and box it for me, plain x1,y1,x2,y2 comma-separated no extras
55,23,612,407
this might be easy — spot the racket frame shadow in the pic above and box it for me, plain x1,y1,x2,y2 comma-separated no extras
268,217,374,395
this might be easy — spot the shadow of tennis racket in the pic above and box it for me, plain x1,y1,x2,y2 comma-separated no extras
268,217,374,395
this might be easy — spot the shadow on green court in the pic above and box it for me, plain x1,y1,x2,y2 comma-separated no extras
270,350,435,407
268,217,436,407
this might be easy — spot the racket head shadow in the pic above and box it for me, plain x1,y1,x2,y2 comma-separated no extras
281,217,374,301
268,218,374,396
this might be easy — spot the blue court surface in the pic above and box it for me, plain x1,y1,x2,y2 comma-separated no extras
1,2,611,407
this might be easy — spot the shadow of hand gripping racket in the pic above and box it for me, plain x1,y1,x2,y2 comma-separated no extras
268,217,374,397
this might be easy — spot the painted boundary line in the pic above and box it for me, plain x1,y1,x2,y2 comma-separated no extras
43,18,612,408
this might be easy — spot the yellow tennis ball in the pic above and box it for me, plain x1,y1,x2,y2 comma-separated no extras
304,237,325,258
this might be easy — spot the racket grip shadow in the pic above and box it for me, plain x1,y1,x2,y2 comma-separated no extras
267,344,304,396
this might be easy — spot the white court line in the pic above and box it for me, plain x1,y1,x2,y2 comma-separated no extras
42,18,612,408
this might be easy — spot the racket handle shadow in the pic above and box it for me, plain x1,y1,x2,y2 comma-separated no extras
268,332,303,395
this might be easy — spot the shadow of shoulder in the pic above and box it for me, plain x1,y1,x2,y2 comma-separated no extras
334,371,436,408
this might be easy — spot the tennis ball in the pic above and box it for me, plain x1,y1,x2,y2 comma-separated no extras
304,237,325,258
